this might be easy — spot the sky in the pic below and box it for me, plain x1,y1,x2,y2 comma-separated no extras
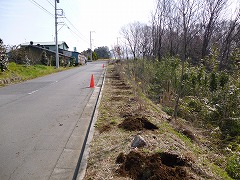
0,0,238,53
0,0,155,52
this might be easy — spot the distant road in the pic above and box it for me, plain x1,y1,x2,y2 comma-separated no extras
0,61,105,180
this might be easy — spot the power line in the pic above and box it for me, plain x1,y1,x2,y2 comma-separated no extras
57,4,82,34
28,0,54,17
65,17,88,41
28,1,89,47
65,17,80,33
64,23,89,44
57,4,89,43
66,24,88,42
46,0,54,8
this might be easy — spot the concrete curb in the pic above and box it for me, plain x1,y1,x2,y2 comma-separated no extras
76,68,106,180
49,68,106,180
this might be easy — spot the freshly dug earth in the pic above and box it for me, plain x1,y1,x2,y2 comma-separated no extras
116,151,191,180
118,115,159,131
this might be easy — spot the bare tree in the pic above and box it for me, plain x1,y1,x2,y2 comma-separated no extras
121,22,142,59
139,24,153,59
151,0,170,61
201,0,228,59
220,7,240,70
114,45,122,60
111,47,117,59
119,40,130,60
173,0,199,119
165,1,181,57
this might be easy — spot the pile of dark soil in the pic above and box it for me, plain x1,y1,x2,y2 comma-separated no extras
116,151,192,180
110,74,121,80
98,124,111,133
118,115,158,131
180,129,196,142
112,81,131,90
111,96,124,101
174,124,197,142
112,82,127,87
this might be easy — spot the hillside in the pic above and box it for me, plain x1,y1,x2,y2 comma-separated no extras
84,63,235,180
0,62,72,87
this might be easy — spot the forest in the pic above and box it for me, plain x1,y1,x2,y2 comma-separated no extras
114,0,239,178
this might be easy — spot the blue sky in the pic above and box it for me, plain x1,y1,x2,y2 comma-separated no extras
0,0,155,52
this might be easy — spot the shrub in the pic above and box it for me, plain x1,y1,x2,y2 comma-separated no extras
178,104,196,122
221,118,240,138
120,57,239,150
226,153,240,179
41,51,49,66
162,106,174,116
9,46,27,64
210,72,218,92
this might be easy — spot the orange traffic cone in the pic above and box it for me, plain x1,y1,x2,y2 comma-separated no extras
89,74,95,88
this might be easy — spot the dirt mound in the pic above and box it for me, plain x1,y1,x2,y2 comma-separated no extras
118,115,158,131
110,75,121,80
116,86,131,90
111,80,131,90
181,129,196,141
174,124,197,142
112,82,127,87
116,151,192,180
160,152,188,167
111,96,124,101
98,124,111,133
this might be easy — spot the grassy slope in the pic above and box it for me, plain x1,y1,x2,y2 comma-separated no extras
84,64,232,180
0,62,72,86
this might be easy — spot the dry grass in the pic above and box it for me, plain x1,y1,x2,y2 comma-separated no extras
84,64,231,180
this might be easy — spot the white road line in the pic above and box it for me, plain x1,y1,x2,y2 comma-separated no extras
28,81,58,95
28,90,39,95
51,80,58,85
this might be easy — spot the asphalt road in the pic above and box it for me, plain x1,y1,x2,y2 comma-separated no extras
0,61,105,180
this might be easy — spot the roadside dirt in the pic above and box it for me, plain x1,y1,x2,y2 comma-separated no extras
84,63,229,180
116,151,191,180
118,115,159,131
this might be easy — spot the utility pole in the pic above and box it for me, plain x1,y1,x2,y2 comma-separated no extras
117,37,121,60
90,31,95,61
55,0,60,68
117,37,120,46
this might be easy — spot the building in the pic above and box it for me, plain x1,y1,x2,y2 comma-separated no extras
21,41,69,51
72,52,87,65
20,41,72,66
20,41,86,66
